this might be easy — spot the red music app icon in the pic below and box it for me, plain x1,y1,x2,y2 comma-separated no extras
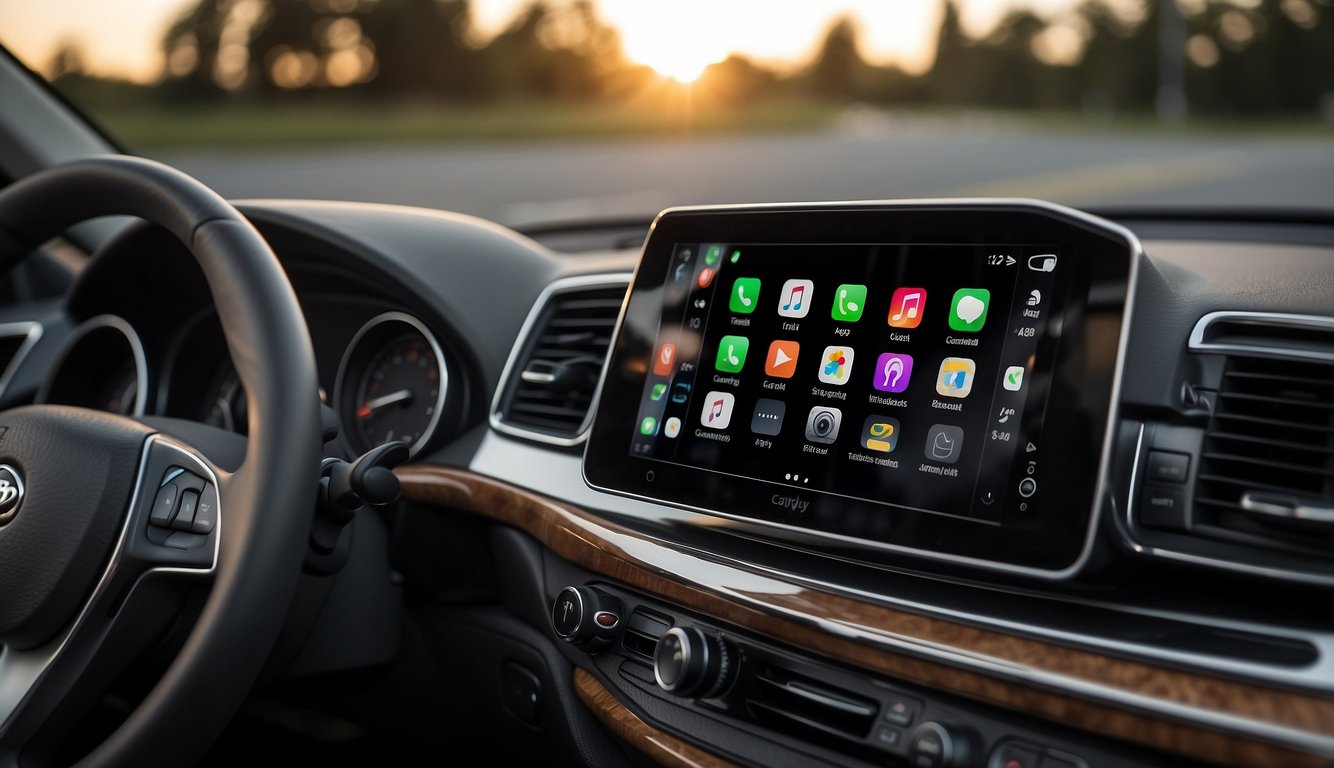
887,287,927,329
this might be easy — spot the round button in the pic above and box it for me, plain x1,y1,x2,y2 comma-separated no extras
1018,477,1037,498
552,586,584,639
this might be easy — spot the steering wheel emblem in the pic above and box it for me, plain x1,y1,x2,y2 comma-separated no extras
0,464,25,523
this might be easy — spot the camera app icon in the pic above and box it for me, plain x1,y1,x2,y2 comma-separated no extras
804,406,843,445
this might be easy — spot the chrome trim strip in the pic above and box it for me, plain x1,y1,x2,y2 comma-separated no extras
0,321,42,402
36,314,148,416
489,273,632,448
1188,310,1334,363
334,311,450,459
580,198,1142,580
0,435,219,736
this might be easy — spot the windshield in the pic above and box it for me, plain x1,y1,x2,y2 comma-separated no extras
3,0,1332,227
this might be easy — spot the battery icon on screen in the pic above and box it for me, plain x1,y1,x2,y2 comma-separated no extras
1028,254,1057,272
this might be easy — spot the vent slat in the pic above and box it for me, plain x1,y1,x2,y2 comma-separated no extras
1207,431,1334,457
1217,391,1334,412
1212,412,1334,436
1195,349,1334,551
496,282,627,441
1200,452,1333,479
1224,369,1334,390
1198,473,1324,495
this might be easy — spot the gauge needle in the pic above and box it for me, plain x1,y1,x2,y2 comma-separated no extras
358,389,413,419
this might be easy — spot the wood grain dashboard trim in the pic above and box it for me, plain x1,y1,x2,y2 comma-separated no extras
397,465,1334,767
575,667,739,768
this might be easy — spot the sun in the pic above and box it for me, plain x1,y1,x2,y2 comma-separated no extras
608,7,726,84
633,45,723,84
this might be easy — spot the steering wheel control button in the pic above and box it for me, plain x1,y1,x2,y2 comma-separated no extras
171,490,200,531
149,481,180,526
163,531,208,550
192,483,219,534
1147,450,1190,484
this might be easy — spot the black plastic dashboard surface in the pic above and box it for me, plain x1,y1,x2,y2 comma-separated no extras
585,202,1136,574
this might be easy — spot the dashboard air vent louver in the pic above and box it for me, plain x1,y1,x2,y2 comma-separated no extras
492,276,629,446
744,666,879,742
1195,354,1334,550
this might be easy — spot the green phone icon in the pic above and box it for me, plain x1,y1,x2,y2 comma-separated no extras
650,382,667,401
730,277,760,314
639,416,658,435
704,245,723,267
715,335,749,373
831,284,866,322
949,288,991,332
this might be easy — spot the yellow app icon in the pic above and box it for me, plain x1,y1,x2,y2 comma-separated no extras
861,416,900,453
935,357,976,398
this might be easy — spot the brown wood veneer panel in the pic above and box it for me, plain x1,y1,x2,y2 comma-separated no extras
574,667,739,768
398,465,1334,768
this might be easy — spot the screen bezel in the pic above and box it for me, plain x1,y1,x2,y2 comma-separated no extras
583,201,1138,577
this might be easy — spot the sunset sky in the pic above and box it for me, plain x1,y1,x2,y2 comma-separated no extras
1,0,1095,83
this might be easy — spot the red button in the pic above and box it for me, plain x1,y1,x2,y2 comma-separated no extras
594,611,619,628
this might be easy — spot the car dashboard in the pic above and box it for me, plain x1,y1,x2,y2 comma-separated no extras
3,198,1331,768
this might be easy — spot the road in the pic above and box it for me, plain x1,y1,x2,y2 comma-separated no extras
158,120,1334,229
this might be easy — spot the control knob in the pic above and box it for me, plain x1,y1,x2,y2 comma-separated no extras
653,625,736,698
551,585,622,648
908,721,975,768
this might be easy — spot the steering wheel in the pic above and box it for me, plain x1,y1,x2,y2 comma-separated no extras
0,156,321,766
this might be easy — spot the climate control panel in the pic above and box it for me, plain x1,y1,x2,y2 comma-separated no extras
551,581,1199,768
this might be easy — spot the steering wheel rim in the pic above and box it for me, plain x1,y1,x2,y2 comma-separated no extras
0,155,321,766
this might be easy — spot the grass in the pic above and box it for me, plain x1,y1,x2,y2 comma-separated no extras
89,100,1331,151
96,101,843,151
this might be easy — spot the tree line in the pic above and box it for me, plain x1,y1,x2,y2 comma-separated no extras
50,0,1334,117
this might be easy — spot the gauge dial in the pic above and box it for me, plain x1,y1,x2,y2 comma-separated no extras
336,313,449,457
38,315,147,415
97,362,139,415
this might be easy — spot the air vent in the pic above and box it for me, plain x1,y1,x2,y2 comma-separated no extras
1195,354,1334,552
492,275,629,446
744,665,878,742
619,608,670,663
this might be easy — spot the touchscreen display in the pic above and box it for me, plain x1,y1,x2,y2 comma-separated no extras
626,243,1059,524
584,204,1134,574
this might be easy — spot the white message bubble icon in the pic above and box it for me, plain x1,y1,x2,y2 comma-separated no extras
956,295,985,324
